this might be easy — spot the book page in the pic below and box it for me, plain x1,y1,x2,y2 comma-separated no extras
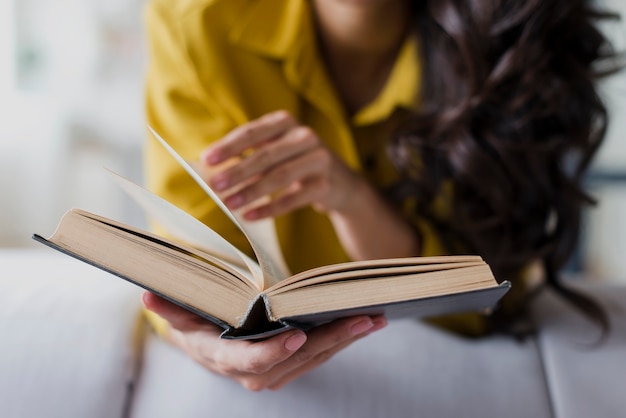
267,260,487,295
272,255,484,290
107,170,264,290
148,127,291,288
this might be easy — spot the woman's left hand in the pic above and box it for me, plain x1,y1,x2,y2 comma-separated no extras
143,291,387,391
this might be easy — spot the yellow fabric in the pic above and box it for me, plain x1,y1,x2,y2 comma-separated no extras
143,0,451,337
142,309,170,340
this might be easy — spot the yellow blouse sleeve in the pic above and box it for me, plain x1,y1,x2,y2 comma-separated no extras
142,308,170,339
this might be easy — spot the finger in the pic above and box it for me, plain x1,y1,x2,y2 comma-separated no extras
202,111,298,165
224,147,331,211
298,315,387,354
141,292,206,330
209,126,320,193
254,316,376,384
267,336,361,390
203,330,308,384
144,291,309,376
266,316,388,390
243,177,325,220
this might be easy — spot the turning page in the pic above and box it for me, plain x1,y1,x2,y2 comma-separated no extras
148,127,291,287
108,170,264,289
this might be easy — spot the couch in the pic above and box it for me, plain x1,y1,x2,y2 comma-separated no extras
1,249,624,418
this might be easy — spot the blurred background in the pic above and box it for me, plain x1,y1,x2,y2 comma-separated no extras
0,0,624,283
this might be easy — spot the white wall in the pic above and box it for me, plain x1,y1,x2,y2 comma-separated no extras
0,0,147,246
596,0,626,171
581,0,626,283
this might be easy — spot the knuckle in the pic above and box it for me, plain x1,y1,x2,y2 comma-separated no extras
197,350,213,366
252,147,272,167
240,377,267,392
272,110,294,123
237,124,257,142
268,197,291,216
292,349,314,364
211,350,236,376
311,177,330,199
314,349,336,365
293,126,317,145
268,165,292,185
313,148,332,167
216,363,237,376
241,356,270,375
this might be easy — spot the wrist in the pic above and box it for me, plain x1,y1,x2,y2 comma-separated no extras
326,173,372,217
325,177,422,260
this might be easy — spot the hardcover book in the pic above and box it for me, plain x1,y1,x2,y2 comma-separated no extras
34,128,510,339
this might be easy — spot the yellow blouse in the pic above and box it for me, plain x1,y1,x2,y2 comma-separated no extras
144,0,445,267
143,0,494,337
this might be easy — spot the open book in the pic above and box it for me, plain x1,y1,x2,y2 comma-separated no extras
33,128,510,339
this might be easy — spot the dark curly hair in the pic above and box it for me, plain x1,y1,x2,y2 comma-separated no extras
389,0,621,335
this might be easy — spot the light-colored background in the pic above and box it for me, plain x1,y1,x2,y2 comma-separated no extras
1,0,624,283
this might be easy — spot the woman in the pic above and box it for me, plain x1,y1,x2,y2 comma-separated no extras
142,0,617,390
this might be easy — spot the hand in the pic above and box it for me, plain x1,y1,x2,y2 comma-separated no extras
142,292,388,391
200,110,366,220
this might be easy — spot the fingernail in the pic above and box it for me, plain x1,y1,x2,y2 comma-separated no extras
350,319,374,336
285,332,307,352
202,150,221,165
244,209,260,220
226,194,244,209
210,174,229,191
369,317,388,332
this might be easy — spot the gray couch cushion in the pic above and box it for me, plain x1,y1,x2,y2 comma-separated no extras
130,318,551,418
532,284,626,418
0,250,142,418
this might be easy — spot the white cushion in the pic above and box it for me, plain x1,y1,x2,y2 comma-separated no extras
532,284,626,418
130,318,551,418
0,249,142,418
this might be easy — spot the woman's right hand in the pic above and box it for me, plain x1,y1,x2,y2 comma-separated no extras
142,292,387,391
